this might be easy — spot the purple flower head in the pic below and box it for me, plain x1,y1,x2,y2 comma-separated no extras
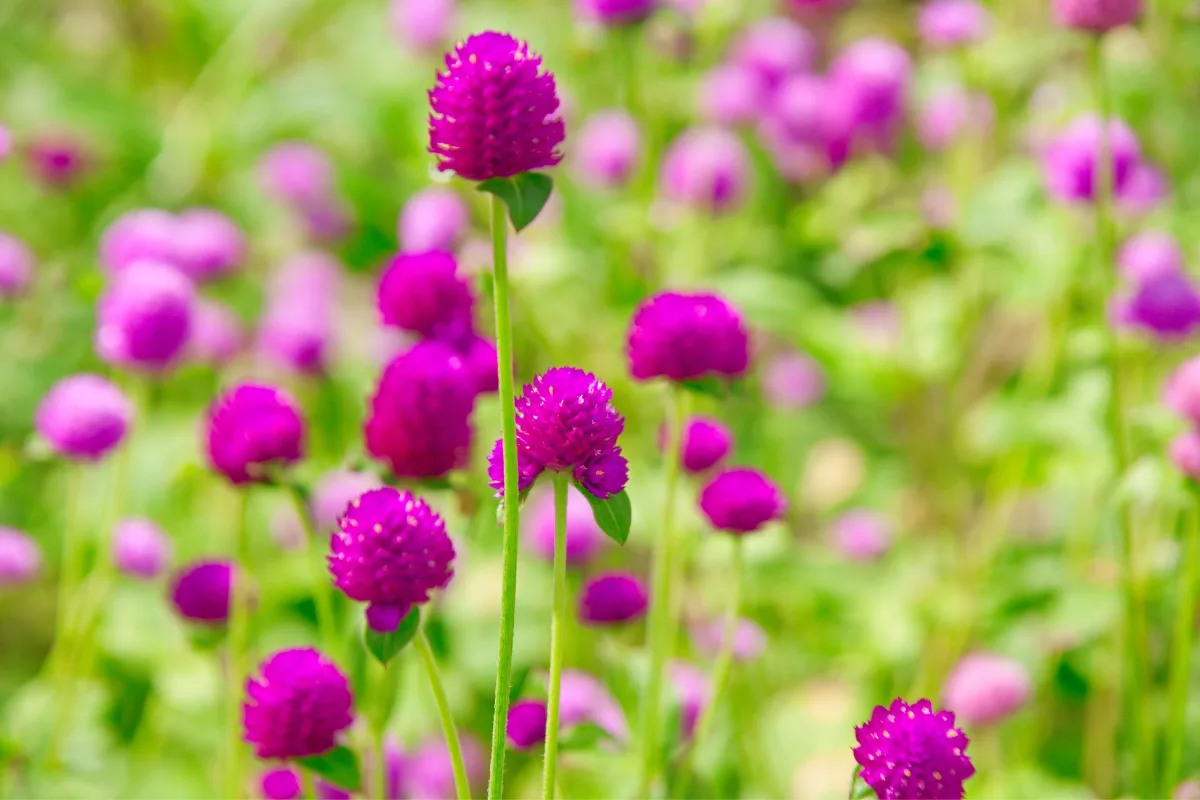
36,374,132,461
560,670,629,741
1119,163,1169,215
659,126,751,214
579,571,648,625
832,509,893,561
95,261,195,373
506,699,549,750
400,187,470,253
0,528,41,586
260,142,334,206
329,486,455,630
462,334,499,395
762,350,824,408
669,661,709,739
406,737,486,800
699,65,765,127
365,341,475,480
428,32,565,182
765,74,826,146
627,292,750,383
189,298,244,366
1043,114,1141,204
174,208,245,282
1118,231,1183,283
691,617,767,662
672,416,733,474
1166,357,1200,425
576,0,657,25
392,0,456,51
243,648,354,760
26,132,89,188
312,469,384,532
699,468,786,534
299,198,354,244
258,253,341,375
0,232,34,297
1171,432,1200,481
378,250,474,338
99,209,179,273
731,18,817,96
524,486,609,566
486,367,628,499
206,384,305,485
1120,271,1200,341
942,653,1031,728
112,518,172,580
258,768,353,800
822,38,911,166
170,560,233,623
919,0,991,47
574,110,642,190
854,698,975,798
1053,0,1143,31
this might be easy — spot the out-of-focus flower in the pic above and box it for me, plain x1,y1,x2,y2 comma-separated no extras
672,417,734,474
0,125,10,163
1175,780,1200,800
918,87,994,152
576,0,657,25
731,17,816,96
95,261,194,373
659,126,751,214
1166,357,1200,425
1172,432,1200,481
260,142,334,206
112,518,172,580
506,699,548,750
26,132,89,188
1042,114,1141,205
942,654,1032,727
918,0,991,47
1118,231,1184,283
560,670,629,741
405,736,487,800
669,661,709,739
174,208,245,283
523,486,609,567
922,185,958,230
206,384,305,485
0,528,41,586
764,74,825,147
385,737,407,800
312,469,384,532
461,334,499,395
831,509,893,561
258,252,341,375
853,698,975,798
628,292,750,382
1118,163,1169,215
188,298,244,366
0,232,34,298
1117,271,1200,341
429,32,565,181
378,251,474,338
400,187,470,254
579,572,649,625
243,648,354,759
822,38,912,167
391,0,456,51
36,374,132,461
299,198,354,244
785,0,853,9
99,210,179,273
170,560,233,624
699,65,764,127
700,468,786,534
1052,0,1143,32
850,301,902,352
574,110,642,190
762,351,824,408
691,617,767,662
258,768,351,800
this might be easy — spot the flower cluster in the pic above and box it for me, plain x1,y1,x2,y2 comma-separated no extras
100,207,244,282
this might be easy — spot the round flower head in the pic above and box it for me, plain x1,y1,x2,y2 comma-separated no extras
365,341,475,480
822,37,911,166
95,261,195,372
1053,0,1143,32
243,648,354,760
576,0,657,25
189,298,244,366
853,698,975,798
312,469,384,532
0,232,34,298
260,142,334,206
1119,163,1169,215
462,334,500,395
731,18,817,96
99,209,179,273
26,132,89,188
258,767,351,800
174,208,244,282
669,661,709,739
1166,357,1200,425
206,384,305,485
1171,432,1200,481
112,518,172,580
673,416,733,474
1120,271,1200,341
428,32,565,182
699,467,786,534
764,74,826,146
377,250,474,338
560,670,629,741
0,528,41,586
579,572,649,625
831,508,893,561
919,0,991,48
486,367,628,499
400,187,470,253
392,0,456,51
574,110,642,190
170,560,233,623
524,486,608,567
691,617,766,662
506,699,548,750
36,374,132,461
407,736,486,800
1043,114,1141,204
258,252,341,375
762,351,824,409
659,126,751,214
330,486,456,630
942,653,1031,728
1118,231,1184,283
627,291,750,383
699,65,764,127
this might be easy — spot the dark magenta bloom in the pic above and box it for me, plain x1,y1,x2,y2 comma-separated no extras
170,560,233,623
1053,0,1142,31
36,374,132,461
578,572,648,625
429,32,565,181
462,334,499,395
576,0,657,25
1043,114,1141,204
259,768,350,800
329,487,455,630
206,384,306,485
853,698,975,799
377,250,474,338
486,367,628,499
1120,271,1200,340
95,261,194,372
243,648,354,760
699,468,786,534
627,292,750,383
676,417,733,474
506,699,548,750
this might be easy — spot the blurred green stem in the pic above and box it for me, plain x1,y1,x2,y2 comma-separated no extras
301,768,316,799
542,474,570,800
369,658,401,800
225,490,251,799
47,464,85,766
487,194,522,800
285,483,338,663
1164,494,1199,792
417,629,471,800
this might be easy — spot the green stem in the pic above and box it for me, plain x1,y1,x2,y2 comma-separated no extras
47,464,85,766
637,386,689,796
417,629,471,800
486,193,522,800
369,659,401,800
225,490,252,799
285,483,338,662
542,474,570,800
1164,494,1199,793
301,768,316,799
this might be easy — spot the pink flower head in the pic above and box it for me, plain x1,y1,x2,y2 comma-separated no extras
918,0,991,48
660,126,751,214
400,187,470,253
1166,357,1200,425
1042,114,1141,205
26,132,89,188
831,508,893,561
312,469,384,532
258,768,350,800
674,416,734,474
243,648,354,760
260,142,334,206
36,374,132,461
391,0,456,51
942,653,1032,727
523,486,609,567
699,467,786,534
377,250,474,338
669,661,710,739
822,37,912,167
1117,231,1183,283
0,125,10,163
429,32,565,182
0,232,34,297
918,87,994,152
0,528,41,586
206,384,306,485
1119,163,1169,215
560,670,629,742
406,736,486,800
627,291,750,382
1121,271,1200,341
574,110,642,190
95,261,195,372
853,698,975,798
189,298,244,366
699,64,765,127
112,517,172,580
1053,0,1143,32
762,350,824,408
258,252,341,375
765,74,826,146
578,571,648,624
174,208,245,282
731,17,817,95
170,560,233,624
691,617,767,662
576,0,657,25
1171,432,1200,481
99,209,179,273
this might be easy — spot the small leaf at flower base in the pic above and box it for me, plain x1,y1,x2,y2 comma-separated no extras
680,377,730,398
558,723,616,753
576,485,632,545
849,767,874,799
298,745,363,792
477,173,554,232
363,606,421,666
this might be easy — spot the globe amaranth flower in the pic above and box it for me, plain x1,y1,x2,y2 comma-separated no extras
762,350,824,408
112,518,172,580
699,467,786,534
853,698,975,799
258,252,342,375
260,142,334,206
579,571,648,625
206,384,306,485
670,416,733,474
821,37,912,167
0,232,34,298
0,125,10,163
486,367,628,499
189,298,244,366
762,74,825,146
1043,114,1141,204
691,617,766,662
258,767,350,800
406,736,486,800
429,32,565,182
660,126,752,214
669,661,709,739
400,187,469,253
627,291,750,382
1053,0,1142,32
1166,357,1200,425
36,374,132,461
365,341,475,480
942,654,1031,728
170,560,233,623
560,670,629,742
523,485,609,567
506,699,548,750
574,110,642,190
99,209,179,273
0,527,41,586
391,0,456,52
174,208,245,282
378,250,474,338
95,261,195,372
918,0,991,47
1116,271,1200,341
730,17,817,96
699,65,764,127
312,469,384,532
1170,432,1200,481
576,0,656,25
243,648,354,760
831,508,893,561
330,486,455,631
1118,231,1183,283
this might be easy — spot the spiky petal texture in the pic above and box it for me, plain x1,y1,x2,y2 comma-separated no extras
853,698,975,799
243,648,354,760
428,32,565,181
170,560,233,624
1052,0,1142,32
699,468,786,534
578,571,649,625
377,250,474,338
627,292,750,383
205,384,306,485
36,373,132,461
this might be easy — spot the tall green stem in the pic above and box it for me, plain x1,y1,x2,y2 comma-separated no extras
486,194,522,800
542,474,570,800
417,630,471,800
637,386,689,796
285,483,338,662
1164,494,1199,793
225,490,251,799
47,464,85,766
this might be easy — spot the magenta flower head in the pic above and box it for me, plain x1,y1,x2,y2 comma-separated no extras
312,469,384,532
486,367,628,499
206,384,305,485
26,132,89,188
699,65,765,127
627,291,750,383
365,341,475,480
731,17,817,96
428,32,565,182
1053,0,1142,32
243,648,354,760
330,486,456,631
574,110,642,190
576,0,657,25
95,261,195,372
36,374,132,461
1166,357,1200,425
260,142,334,206
1120,163,1169,215
560,670,629,741
170,560,233,623
174,208,245,282
854,698,974,798
1171,432,1200,481
524,487,608,567
377,250,474,338
258,768,351,800
506,699,548,750
691,617,767,662
0,528,41,586
762,350,824,408
579,571,648,625
1119,271,1200,341
659,126,751,214
1118,231,1184,283
391,0,456,52
669,661,709,739
400,187,470,253
463,334,500,395
189,298,244,366
671,416,733,474
99,209,179,273
919,0,991,48
0,232,34,298
942,654,1031,728
1043,114,1141,204
822,37,912,166
407,736,486,800
112,518,172,580
699,467,786,534
831,509,893,561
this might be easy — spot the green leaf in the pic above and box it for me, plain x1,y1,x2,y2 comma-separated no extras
849,767,874,799
298,745,363,792
363,606,421,666
576,485,632,546
477,173,554,232
558,723,616,753
680,377,730,398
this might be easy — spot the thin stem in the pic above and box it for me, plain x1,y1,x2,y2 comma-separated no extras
301,768,316,799
1164,495,1199,792
285,483,338,662
637,385,689,797
369,658,401,800
417,629,471,800
47,464,85,766
225,490,251,799
542,474,570,800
